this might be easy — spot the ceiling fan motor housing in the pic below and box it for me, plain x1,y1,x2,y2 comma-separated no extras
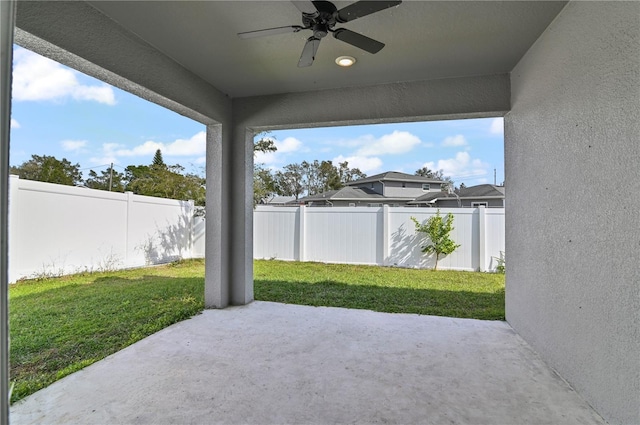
303,0,338,38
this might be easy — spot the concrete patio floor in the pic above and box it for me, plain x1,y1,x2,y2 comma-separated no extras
11,301,604,425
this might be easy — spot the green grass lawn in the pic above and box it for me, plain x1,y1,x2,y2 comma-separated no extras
9,259,504,403
254,260,504,320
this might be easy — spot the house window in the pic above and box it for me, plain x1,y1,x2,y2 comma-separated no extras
472,202,488,207
422,184,430,191
349,203,356,207
402,182,406,188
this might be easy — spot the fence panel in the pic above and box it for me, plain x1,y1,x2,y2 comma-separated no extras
253,205,505,272
304,207,380,265
387,208,478,271
8,178,505,282
485,209,506,270
8,177,195,282
253,206,299,260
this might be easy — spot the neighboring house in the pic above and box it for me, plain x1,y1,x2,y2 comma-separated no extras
409,184,505,208
261,195,297,206
297,172,445,207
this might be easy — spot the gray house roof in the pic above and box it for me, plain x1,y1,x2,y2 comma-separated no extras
299,187,387,203
345,171,443,186
409,184,505,205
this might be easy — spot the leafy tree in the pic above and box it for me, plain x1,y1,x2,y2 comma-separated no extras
274,164,305,200
253,136,279,206
254,137,277,155
299,160,336,195
337,161,366,185
414,166,440,178
415,167,454,192
254,164,277,205
275,160,366,197
10,154,82,186
152,149,165,167
411,210,461,270
85,167,126,192
124,163,205,206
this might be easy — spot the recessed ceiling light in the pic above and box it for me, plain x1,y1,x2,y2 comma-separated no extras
335,56,356,67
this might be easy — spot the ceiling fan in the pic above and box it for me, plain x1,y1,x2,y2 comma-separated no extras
237,0,402,67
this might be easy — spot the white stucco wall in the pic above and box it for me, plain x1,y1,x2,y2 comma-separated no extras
505,2,640,424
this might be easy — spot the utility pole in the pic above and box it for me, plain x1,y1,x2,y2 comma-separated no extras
109,163,114,191
494,168,496,185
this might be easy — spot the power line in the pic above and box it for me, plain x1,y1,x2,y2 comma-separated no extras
79,164,126,171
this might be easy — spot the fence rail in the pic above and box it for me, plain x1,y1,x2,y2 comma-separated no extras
254,205,505,272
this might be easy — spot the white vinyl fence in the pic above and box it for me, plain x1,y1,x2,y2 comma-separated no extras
8,176,198,282
254,205,505,272
8,177,505,282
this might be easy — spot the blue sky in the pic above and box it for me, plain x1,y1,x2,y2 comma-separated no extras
10,46,504,186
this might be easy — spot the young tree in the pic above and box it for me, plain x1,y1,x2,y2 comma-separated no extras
411,210,461,270
10,154,83,186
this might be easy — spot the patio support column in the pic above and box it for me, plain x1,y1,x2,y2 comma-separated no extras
228,126,254,305
0,2,15,423
204,123,254,307
204,124,228,308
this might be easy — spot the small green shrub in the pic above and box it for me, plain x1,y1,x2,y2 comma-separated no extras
411,210,461,270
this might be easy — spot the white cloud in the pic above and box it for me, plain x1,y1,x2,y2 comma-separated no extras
89,155,119,166
112,131,206,157
10,118,20,129
490,118,504,135
61,140,88,152
90,132,206,165
424,151,489,181
442,135,467,147
333,155,383,174
255,136,303,165
276,137,302,153
355,131,421,156
12,47,116,105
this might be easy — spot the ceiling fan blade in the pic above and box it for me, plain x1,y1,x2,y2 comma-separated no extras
291,0,319,17
336,1,402,23
238,25,303,39
333,28,384,54
298,37,321,67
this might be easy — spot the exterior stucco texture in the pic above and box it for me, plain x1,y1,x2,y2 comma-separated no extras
505,2,640,424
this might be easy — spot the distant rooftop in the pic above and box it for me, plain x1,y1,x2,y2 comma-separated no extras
345,171,444,186
299,187,387,202
410,184,505,204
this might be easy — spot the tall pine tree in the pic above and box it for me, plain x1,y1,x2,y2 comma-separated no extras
152,149,165,168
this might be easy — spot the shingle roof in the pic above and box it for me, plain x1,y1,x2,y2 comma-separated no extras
299,187,387,202
345,171,444,186
459,184,505,197
409,184,505,204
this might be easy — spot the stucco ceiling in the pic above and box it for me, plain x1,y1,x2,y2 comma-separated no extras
82,1,567,99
